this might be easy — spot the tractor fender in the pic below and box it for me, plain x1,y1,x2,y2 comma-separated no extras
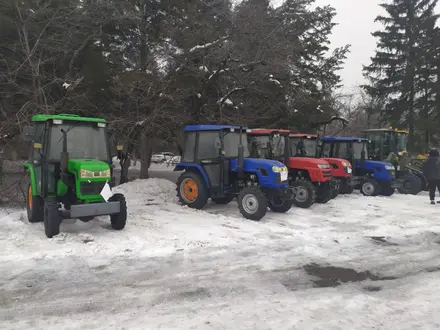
24,162,38,195
174,163,211,188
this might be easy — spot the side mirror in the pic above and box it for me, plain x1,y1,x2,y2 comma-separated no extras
22,125,35,141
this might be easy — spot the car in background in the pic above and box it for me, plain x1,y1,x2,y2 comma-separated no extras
151,152,176,164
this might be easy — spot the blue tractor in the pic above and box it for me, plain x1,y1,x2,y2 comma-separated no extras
174,125,295,220
319,137,397,196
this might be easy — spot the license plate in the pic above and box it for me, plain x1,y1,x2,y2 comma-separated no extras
280,171,288,181
347,167,352,173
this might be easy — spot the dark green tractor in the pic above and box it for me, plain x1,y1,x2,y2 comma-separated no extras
363,128,424,194
23,114,127,238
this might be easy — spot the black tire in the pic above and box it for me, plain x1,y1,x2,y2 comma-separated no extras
176,171,209,209
268,197,294,213
360,178,381,196
381,183,395,196
316,183,332,204
330,179,340,199
44,199,61,238
237,187,268,221
340,181,354,194
26,184,44,223
291,179,316,208
109,193,127,230
211,195,235,204
397,173,422,195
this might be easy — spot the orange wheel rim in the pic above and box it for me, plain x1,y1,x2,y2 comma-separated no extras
183,179,198,201
28,185,32,209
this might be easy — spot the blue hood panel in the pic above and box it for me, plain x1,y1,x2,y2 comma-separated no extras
230,158,288,188
355,159,395,181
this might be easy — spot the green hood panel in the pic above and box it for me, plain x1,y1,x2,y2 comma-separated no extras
68,159,110,173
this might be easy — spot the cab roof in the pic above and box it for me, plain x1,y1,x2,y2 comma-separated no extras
363,128,408,134
32,114,107,123
321,137,368,142
184,125,247,131
249,128,291,135
290,133,318,138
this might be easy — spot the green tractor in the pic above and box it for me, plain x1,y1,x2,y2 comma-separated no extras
363,128,424,194
22,114,127,238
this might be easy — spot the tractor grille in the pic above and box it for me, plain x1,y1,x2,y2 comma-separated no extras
323,170,332,178
80,181,106,195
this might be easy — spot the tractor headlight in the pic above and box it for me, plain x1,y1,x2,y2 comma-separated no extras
342,161,350,167
272,166,288,173
80,169,111,178
385,165,395,170
317,164,330,169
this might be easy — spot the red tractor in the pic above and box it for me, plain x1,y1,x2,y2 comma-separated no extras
289,133,354,194
247,129,336,208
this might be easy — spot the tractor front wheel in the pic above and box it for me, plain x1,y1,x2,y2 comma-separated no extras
339,179,354,194
361,179,381,196
109,193,127,230
27,184,44,223
177,171,209,209
44,199,61,238
238,187,268,221
316,183,332,204
380,183,395,196
291,179,316,208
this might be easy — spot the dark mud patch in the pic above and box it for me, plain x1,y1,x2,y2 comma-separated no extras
363,285,382,292
176,287,211,301
303,263,397,288
369,236,398,246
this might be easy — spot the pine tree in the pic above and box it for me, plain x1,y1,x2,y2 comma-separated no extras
363,0,439,150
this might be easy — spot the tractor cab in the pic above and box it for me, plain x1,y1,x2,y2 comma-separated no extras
23,114,127,238
320,136,397,196
174,125,294,220
363,128,423,194
248,129,335,208
289,133,353,194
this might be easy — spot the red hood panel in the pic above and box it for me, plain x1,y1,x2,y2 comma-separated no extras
288,157,328,168
322,157,351,166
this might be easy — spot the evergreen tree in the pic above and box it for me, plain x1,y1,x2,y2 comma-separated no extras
363,0,439,150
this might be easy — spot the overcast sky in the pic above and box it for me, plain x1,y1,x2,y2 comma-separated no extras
270,0,440,92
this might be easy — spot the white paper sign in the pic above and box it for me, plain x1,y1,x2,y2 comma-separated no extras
100,182,113,202
280,171,288,181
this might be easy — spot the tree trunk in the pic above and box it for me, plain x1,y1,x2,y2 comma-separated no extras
119,156,130,184
140,132,153,179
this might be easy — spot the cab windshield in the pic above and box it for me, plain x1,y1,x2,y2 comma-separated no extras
48,122,109,161
290,137,317,157
248,135,284,158
396,132,407,152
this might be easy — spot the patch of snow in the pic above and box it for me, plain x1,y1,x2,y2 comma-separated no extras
199,66,209,72
62,82,70,89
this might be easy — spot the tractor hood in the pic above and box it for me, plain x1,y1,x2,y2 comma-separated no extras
230,158,287,172
322,157,351,167
68,159,111,177
288,157,330,170
358,159,394,170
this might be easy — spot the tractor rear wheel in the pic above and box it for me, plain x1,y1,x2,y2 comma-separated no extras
238,187,268,221
26,184,44,223
211,195,235,205
380,183,395,196
291,179,315,208
177,171,209,209
44,199,61,238
361,178,381,196
268,197,293,213
397,173,422,195
109,193,127,230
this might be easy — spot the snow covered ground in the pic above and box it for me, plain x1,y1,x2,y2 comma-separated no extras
2,178,440,329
